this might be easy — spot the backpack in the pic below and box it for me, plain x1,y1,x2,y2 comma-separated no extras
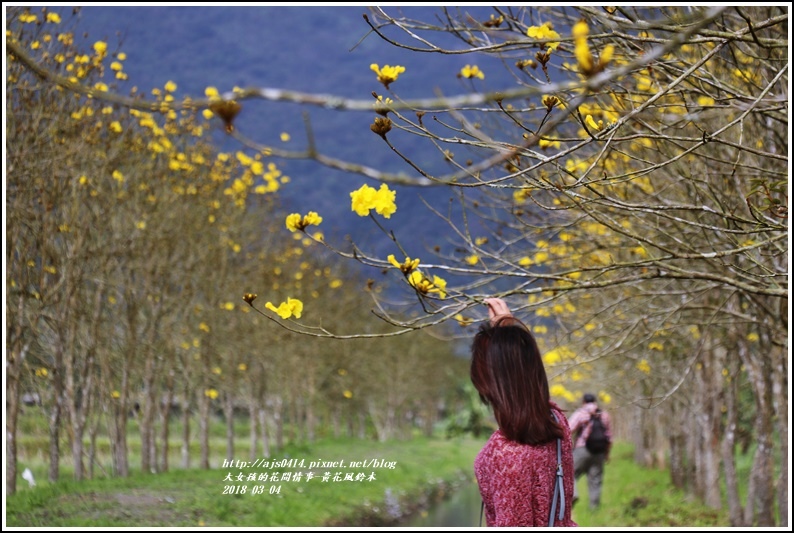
585,410,610,454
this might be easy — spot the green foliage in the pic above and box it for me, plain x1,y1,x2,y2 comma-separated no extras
6,436,483,527
573,442,728,527
442,381,495,439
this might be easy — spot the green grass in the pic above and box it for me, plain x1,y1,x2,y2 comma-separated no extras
6,406,747,527
571,442,728,527
6,435,483,527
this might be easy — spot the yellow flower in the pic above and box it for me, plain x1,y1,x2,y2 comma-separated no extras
572,20,589,40
460,65,485,79
370,63,406,89
585,114,603,131
111,390,121,399
35,368,49,378
205,388,219,400
351,184,377,216
454,314,473,327
93,41,108,57
526,22,560,50
285,211,323,232
549,384,576,403
238,363,247,372
112,170,124,183
432,276,447,298
572,20,612,76
538,137,560,149
373,184,396,217
350,184,396,218
212,366,222,375
636,359,651,374
265,298,303,319
388,254,420,275
164,80,177,92
280,132,290,142
746,332,759,342
285,213,302,232
199,322,210,332
46,12,61,23
408,271,446,299
648,341,663,351
465,254,479,266
109,121,122,133
222,302,235,311
343,390,353,399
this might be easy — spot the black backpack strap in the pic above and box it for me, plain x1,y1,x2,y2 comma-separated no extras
548,411,565,526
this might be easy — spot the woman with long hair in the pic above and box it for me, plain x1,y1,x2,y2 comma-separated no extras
471,298,577,527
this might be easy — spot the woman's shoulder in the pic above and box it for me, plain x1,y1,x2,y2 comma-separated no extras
549,400,569,421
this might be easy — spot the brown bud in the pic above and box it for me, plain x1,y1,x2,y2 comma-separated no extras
535,50,551,66
370,116,392,137
542,95,559,111
210,100,241,133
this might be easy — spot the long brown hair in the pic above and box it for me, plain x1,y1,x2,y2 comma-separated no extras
470,317,564,444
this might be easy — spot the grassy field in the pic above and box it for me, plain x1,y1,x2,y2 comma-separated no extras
571,442,728,527
6,439,737,528
6,434,483,527
6,409,738,528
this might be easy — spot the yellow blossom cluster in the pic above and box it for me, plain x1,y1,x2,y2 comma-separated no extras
350,183,397,218
459,65,485,79
526,22,560,51
370,64,406,89
408,271,447,299
572,20,614,77
387,254,420,275
265,297,304,319
285,211,323,233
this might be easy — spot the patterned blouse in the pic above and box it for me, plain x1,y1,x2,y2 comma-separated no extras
474,402,577,527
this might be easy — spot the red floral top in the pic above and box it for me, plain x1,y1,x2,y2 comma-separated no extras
474,402,577,527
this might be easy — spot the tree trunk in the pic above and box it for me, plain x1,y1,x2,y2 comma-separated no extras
721,347,744,526
181,389,191,470
306,367,316,444
357,411,367,440
47,377,62,483
739,337,776,525
771,340,788,528
158,369,175,473
273,396,284,451
139,313,161,474
670,399,688,490
88,414,100,479
248,398,258,461
258,408,270,458
6,371,20,494
225,391,235,461
702,345,723,509
199,390,211,469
